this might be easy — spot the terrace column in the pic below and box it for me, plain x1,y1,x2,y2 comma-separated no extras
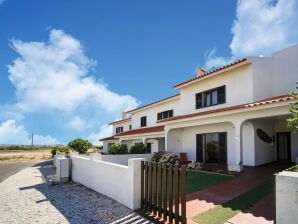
230,119,245,172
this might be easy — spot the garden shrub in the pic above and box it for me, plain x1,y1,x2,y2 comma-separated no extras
129,143,148,154
151,151,181,165
51,146,70,157
187,161,202,170
68,138,92,154
108,143,128,154
151,151,166,162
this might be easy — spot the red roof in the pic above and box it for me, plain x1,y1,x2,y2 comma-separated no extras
109,118,131,125
158,95,294,123
115,125,165,137
173,58,248,88
126,94,180,114
99,136,117,141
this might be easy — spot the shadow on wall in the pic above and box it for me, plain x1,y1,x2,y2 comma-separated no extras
19,161,151,224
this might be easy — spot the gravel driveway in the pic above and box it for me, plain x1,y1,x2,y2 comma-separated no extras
0,161,151,224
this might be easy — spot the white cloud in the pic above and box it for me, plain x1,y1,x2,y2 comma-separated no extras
0,120,60,145
8,29,139,114
205,0,298,69
86,124,112,145
68,116,88,131
5,29,140,142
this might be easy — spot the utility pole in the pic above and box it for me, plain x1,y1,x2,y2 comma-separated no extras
31,132,34,149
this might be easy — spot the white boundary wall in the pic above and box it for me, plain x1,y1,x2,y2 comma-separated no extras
99,153,152,166
71,155,147,210
276,170,298,224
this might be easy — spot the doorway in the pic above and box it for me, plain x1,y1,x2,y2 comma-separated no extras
146,142,152,153
276,132,291,162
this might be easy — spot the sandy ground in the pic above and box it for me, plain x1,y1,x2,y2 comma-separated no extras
0,150,52,161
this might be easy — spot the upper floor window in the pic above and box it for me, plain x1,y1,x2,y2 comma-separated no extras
157,110,174,121
116,126,123,134
141,116,147,127
129,125,132,130
196,85,226,109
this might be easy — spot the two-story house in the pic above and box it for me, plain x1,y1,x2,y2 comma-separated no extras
100,44,298,172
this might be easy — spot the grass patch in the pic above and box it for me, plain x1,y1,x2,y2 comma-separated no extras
186,170,233,194
192,178,273,224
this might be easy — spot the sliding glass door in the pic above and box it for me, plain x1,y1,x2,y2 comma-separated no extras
196,132,227,164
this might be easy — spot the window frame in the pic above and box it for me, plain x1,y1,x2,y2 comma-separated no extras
140,116,147,127
115,126,123,134
157,110,174,121
195,85,226,109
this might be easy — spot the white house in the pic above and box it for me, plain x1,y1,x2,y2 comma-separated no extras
100,44,298,172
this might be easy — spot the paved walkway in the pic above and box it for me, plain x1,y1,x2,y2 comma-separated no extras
0,161,36,182
0,161,151,224
227,194,274,224
187,163,287,224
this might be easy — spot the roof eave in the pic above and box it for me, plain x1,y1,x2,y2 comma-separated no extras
125,94,180,114
173,59,250,89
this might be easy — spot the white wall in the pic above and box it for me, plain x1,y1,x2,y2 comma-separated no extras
166,128,183,154
249,57,274,101
113,120,131,135
272,44,298,97
99,153,152,166
276,170,298,224
242,121,255,166
176,64,254,116
251,119,275,166
131,97,179,129
166,123,235,164
71,156,145,210
249,44,298,102
146,139,159,153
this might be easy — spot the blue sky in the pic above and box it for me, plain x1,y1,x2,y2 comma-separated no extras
0,0,297,145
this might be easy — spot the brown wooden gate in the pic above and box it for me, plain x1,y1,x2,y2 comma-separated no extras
141,161,187,224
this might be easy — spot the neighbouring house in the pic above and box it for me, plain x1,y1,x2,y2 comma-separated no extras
100,44,298,172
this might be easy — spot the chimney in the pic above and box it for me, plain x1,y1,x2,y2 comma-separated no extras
122,112,126,119
196,67,206,77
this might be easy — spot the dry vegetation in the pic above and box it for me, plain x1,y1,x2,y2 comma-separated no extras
0,146,53,162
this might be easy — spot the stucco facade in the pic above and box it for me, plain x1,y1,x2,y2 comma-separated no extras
100,44,298,172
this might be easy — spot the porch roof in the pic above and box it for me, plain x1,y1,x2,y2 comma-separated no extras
99,136,117,141
99,125,165,141
158,95,294,123
115,125,165,137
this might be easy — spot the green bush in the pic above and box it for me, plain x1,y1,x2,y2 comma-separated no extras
129,143,148,154
68,138,92,154
51,146,70,157
151,151,181,165
108,143,128,154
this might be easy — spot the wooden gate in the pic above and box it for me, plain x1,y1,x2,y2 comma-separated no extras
141,161,187,224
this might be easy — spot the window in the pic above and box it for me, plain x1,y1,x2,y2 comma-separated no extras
157,110,174,121
116,126,123,134
140,116,147,127
196,85,226,109
129,125,132,130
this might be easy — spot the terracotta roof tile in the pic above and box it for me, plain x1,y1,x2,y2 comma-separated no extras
125,94,180,114
109,118,131,125
173,58,247,88
99,136,117,141
158,95,294,123
115,125,165,137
